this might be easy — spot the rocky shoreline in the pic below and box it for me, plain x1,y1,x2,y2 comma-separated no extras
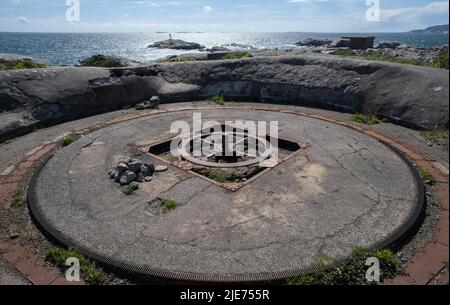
0,52,448,144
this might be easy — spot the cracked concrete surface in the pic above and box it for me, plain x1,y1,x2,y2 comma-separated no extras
32,108,420,277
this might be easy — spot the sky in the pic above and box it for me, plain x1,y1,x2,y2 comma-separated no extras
0,0,448,33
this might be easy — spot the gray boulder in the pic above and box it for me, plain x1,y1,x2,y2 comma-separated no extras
129,182,140,190
128,160,143,172
136,173,145,183
120,171,137,186
141,164,155,177
116,163,129,173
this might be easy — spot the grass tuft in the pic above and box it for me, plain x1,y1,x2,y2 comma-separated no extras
222,52,253,60
0,58,46,71
62,137,77,147
419,168,436,185
287,247,402,285
432,48,449,69
45,247,107,284
419,129,449,151
195,168,237,183
158,55,197,63
209,95,225,106
10,188,25,208
160,199,177,213
351,113,388,125
123,187,136,196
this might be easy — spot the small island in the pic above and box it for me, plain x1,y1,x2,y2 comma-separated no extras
148,38,205,50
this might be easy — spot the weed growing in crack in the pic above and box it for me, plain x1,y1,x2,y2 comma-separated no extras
62,137,77,147
10,188,25,208
287,247,402,285
351,113,388,125
45,247,107,284
419,168,436,185
161,199,177,214
209,95,225,106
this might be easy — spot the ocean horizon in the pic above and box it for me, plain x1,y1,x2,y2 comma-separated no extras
1,31,448,66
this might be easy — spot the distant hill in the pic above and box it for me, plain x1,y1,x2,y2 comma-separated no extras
410,24,449,34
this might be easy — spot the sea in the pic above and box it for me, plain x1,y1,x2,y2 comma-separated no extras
0,32,448,66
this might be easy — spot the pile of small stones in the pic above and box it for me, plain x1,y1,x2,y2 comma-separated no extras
108,157,168,190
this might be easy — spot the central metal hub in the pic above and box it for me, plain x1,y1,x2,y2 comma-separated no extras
178,129,274,168
146,124,307,191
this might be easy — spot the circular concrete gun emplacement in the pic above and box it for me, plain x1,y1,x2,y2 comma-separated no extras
28,108,424,283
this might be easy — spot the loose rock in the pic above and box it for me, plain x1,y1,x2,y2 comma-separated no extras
128,160,143,172
109,157,156,189
109,170,118,179
136,173,145,182
129,182,140,191
155,165,168,172
117,163,129,173
120,170,137,185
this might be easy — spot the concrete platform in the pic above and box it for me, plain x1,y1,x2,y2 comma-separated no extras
29,108,423,282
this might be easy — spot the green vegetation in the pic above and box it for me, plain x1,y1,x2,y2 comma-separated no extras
45,247,107,284
432,48,449,69
288,248,402,285
351,113,388,125
195,168,237,183
123,187,136,196
221,52,253,60
10,188,25,208
419,168,436,185
3,139,13,145
0,58,46,71
419,128,449,150
209,94,225,106
158,55,197,63
160,199,177,213
62,136,77,147
79,54,127,68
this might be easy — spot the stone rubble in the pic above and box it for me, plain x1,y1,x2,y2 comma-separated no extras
109,157,164,189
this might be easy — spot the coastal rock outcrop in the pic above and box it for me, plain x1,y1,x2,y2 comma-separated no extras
296,38,333,47
148,39,205,50
376,41,402,49
79,54,141,68
0,55,448,142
